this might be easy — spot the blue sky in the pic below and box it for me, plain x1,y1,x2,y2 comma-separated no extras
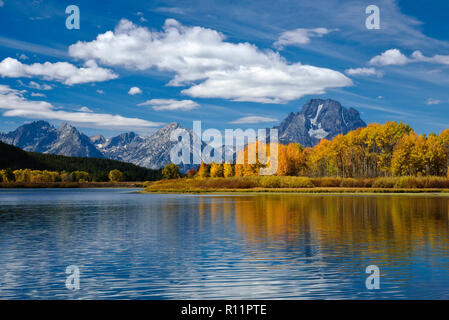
0,0,449,137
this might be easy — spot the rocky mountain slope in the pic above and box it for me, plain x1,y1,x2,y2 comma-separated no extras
276,99,366,146
0,121,104,158
92,122,200,171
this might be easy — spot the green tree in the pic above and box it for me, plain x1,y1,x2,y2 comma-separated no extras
4,168,15,182
162,164,180,179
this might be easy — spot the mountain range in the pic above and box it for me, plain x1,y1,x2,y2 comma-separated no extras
0,98,366,170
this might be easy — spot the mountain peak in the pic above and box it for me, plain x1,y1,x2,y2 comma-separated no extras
90,134,106,145
276,98,366,147
30,120,52,126
58,122,75,131
0,121,103,158
166,122,180,129
20,120,53,131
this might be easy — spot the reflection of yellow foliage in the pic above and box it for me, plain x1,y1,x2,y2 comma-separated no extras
232,195,449,259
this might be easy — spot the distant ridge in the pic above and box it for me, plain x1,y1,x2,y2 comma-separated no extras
1,98,366,169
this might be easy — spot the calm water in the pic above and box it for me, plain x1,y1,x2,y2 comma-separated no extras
0,189,449,299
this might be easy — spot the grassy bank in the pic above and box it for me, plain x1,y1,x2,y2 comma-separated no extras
0,181,151,188
144,176,449,194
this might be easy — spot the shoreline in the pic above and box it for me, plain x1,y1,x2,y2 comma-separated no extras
0,181,149,188
142,187,449,195
143,176,449,195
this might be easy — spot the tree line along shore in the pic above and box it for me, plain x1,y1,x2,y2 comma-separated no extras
0,168,153,188
147,121,449,193
145,176,449,193
4,121,449,192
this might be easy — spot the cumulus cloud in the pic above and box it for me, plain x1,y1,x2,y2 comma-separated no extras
345,67,384,77
370,49,449,67
138,98,199,111
230,116,279,124
0,57,117,85
128,86,142,95
69,19,351,103
274,28,332,48
0,85,162,129
96,89,104,94
369,49,410,66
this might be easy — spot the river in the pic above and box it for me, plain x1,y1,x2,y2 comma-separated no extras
0,188,448,299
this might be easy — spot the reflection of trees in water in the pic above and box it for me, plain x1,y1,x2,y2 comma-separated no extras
231,195,449,262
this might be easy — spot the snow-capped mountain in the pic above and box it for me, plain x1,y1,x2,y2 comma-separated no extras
93,132,144,161
89,134,106,146
0,121,104,158
1,98,366,169
93,122,201,171
276,98,366,147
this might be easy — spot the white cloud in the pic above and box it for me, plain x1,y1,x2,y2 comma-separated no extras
96,89,104,94
138,98,199,111
370,49,449,67
29,81,52,90
0,85,162,129
0,1,4,7
0,57,117,85
155,7,185,14
274,28,332,48
369,49,410,66
411,50,449,65
18,53,28,60
345,67,383,77
230,116,279,124
426,98,440,105
128,86,142,95
18,80,52,90
69,19,352,104
31,92,46,97
78,106,93,112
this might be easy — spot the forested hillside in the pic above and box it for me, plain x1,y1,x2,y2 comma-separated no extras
0,141,162,181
